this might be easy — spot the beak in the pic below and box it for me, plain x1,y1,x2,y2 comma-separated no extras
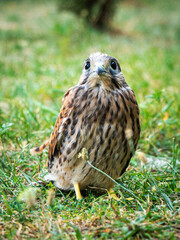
97,67,107,76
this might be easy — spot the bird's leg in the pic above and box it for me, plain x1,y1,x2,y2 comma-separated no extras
107,188,120,201
74,182,82,200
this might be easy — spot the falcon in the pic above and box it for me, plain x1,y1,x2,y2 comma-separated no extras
31,52,140,199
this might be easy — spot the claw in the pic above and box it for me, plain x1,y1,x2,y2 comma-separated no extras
107,188,121,201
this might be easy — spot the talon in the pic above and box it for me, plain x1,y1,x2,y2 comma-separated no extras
107,188,121,201
74,182,82,200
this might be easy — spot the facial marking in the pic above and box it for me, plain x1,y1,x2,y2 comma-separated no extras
79,52,124,90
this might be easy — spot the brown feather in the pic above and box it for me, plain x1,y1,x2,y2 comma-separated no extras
31,52,140,192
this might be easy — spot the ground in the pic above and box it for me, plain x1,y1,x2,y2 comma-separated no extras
0,0,179,239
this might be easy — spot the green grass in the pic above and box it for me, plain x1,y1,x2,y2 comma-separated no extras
0,0,180,239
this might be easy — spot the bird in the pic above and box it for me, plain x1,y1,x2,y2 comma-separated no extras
31,52,140,199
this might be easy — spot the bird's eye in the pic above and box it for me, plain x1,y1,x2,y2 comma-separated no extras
110,60,117,70
85,61,90,70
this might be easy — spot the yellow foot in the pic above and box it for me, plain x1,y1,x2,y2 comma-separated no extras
74,182,82,200
107,188,121,201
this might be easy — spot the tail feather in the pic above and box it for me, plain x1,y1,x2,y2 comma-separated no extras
30,139,50,155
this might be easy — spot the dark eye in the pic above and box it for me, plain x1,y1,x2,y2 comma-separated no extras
85,61,90,70
110,60,117,70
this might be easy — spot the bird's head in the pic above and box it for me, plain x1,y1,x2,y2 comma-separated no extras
79,52,127,90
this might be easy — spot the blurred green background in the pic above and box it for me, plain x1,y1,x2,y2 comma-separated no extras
0,0,179,238
0,0,179,153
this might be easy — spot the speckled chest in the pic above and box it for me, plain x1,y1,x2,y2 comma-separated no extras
49,85,140,189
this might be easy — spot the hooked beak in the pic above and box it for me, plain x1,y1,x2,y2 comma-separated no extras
97,67,108,76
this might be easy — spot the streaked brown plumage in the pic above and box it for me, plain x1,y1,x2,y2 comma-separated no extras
31,52,140,196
